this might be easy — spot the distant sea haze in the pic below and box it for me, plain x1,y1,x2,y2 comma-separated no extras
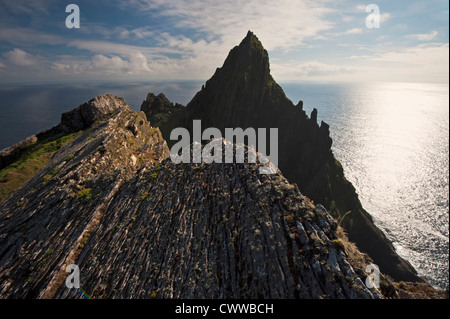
0,81,448,290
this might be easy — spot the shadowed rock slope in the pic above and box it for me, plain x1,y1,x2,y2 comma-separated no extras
0,96,388,299
141,31,420,282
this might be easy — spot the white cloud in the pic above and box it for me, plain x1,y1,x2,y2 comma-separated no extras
78,24,155,41
49,53,154,76
66,39,179,57
271,60,355,81
270,41,449,84
380,12,391,23
342,16,354,22
347,43,449,83
326,27,366,38
122,0,335,51
345,28,364,35
297,61,354,76
3,48,40,67
0,27,64,46
406,30,439,41
91,55,130,73
0,0,54,15
355,4,367,12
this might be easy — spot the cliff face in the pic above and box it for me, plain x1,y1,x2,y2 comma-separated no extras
140,31,419,282
0,95,388,299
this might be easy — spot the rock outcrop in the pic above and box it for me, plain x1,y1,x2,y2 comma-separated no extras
0,96,169,298
140,93,185,144
0,96,389,299
0,94,129,172
0,135,38,170
59,94,129,134
141,31,420,282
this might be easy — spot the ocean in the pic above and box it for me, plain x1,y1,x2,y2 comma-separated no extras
0,80,448,290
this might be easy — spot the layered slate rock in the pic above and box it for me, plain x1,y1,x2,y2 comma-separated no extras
0,96,169,298
141,31,420,282
0,124,382,298
54,156,380,299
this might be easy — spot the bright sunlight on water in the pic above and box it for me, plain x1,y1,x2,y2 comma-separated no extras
283,82,449,289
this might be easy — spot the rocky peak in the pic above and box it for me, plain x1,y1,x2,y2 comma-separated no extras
143,32,421,282
140,93,185,146
214,30,270,83
141,92,183,118
60,94,129,134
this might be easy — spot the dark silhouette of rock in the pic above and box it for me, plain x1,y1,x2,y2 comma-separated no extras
141,31,420,282
141,93,185,143
310,108,318,124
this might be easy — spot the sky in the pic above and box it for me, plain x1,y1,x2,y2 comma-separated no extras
0,0,448,84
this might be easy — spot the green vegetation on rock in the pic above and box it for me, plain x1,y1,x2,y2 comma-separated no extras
0,132,79,202
77,188,94,201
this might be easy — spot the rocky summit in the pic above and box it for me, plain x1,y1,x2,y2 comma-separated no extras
141,31,420,282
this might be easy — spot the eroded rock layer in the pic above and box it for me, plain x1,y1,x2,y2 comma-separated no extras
0,96,381,299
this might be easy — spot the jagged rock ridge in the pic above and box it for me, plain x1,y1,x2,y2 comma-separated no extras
0,96,388,299
141,93,185,145
141,31,420,282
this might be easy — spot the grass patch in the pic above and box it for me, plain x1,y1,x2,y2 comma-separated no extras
85,132,94,141
150,172,158,182
78,233,90,249
335,225,371,272
65,154,75,162
140,191,149,201
42,167,60,184
77,188,94,201
150,164,161,182
150,291,158,299
149,127,159,136
0,132,80,203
